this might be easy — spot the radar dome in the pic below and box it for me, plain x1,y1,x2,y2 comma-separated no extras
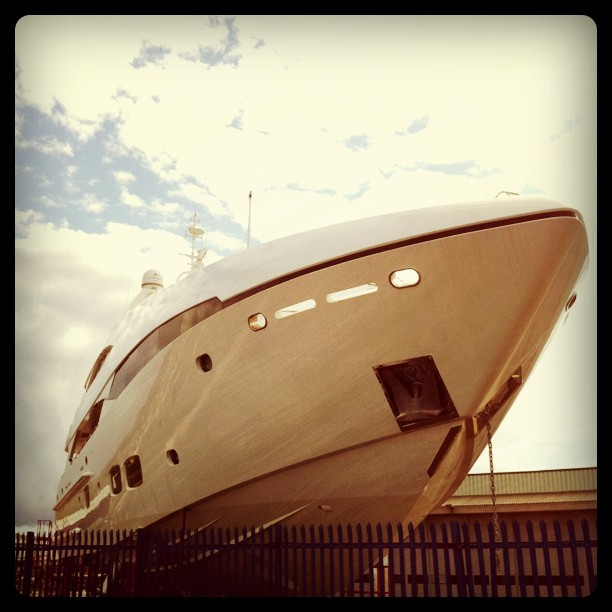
142,269,164,289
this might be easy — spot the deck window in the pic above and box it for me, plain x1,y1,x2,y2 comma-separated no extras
326,283,378,303
110,465,122,495
109,298,222,400
84,345,112,390
124,455,143,488
69,400,104,461
274,298,316,319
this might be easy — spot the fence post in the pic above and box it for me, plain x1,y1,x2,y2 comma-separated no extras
450,521,467,596
133,529,146,597
21,532,35,598
273,524,282,597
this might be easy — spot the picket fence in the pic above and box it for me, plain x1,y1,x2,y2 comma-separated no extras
14,518,596,597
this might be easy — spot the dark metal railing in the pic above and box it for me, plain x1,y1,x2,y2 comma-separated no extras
14,518,597,597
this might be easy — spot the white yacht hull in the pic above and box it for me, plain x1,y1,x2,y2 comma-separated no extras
53,198,588,593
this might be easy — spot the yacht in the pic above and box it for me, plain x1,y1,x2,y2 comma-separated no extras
53,195,589,593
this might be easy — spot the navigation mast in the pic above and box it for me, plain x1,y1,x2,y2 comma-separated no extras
178,212,207,279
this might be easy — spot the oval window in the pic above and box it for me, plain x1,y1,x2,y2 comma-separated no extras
197,353,213,372
166,449,180,465
389,268,420,288
248,313,267,331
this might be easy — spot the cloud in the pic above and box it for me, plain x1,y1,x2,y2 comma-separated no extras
15,209,44,238
340,134,371,152
15,234,136,527
81,193,107,214
345,182,371,201
395,115,430,135
17,135,74,157
119,186,146,209
382,160,502,180
226,109,245,131
413,160,477,176
167,183,231,219
286,182,337,197
114,170,137,185
114,88,138,105
551,118,582,141
180,16,241,68
151,200,181,217
204,229,246,253
130,41,172,69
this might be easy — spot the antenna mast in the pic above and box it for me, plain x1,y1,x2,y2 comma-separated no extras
180,212,206,273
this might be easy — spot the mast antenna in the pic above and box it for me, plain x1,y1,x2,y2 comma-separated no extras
179,212,206,276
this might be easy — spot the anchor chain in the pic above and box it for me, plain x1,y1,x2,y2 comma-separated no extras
486,419,502,574
474,405,502,574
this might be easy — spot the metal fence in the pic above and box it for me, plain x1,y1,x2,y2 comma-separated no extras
14,518,597,597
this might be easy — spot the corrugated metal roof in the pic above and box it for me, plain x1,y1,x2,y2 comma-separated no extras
452,467,597,497
444,491,597,507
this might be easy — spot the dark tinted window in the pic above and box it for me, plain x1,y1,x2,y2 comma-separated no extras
110,465,122,494
124,455,143,488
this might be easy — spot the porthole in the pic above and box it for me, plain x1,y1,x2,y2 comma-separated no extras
389,268,420,288
248,313,267,331
166,449,180,465
197,353,213,372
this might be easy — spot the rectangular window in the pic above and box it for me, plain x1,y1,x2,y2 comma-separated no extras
274,298,316,319
326,282,378,303
124,455,143,488
110,465,122,495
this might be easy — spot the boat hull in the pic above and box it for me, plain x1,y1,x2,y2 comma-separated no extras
54,206,588,596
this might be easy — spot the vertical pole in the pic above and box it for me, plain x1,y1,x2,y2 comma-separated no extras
21,532,35,598
134,528,145,597
247,191,252,249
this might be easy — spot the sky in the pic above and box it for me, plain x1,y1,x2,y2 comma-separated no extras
15,15,597,533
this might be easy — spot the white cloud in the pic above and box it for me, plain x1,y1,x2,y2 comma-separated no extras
114,170,137,184
151,200,181,217
16,136,74,157
204,229,246,252
81,194,107,214
15,209,44,238
119,186,146,209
